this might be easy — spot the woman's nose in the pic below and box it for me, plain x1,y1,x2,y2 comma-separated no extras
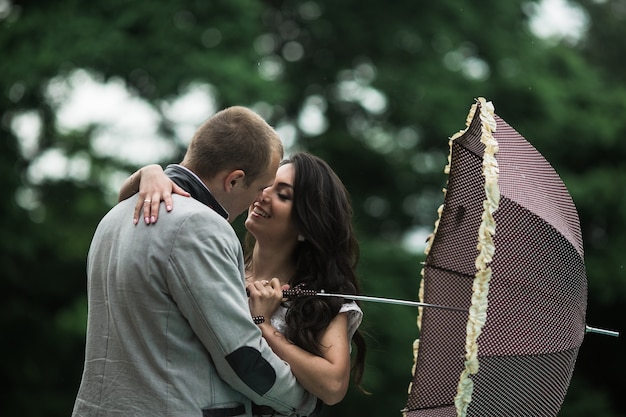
258,190,270,203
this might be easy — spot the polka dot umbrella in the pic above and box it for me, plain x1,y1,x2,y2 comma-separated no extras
403,98,606,417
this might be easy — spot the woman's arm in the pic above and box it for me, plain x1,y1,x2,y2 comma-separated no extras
259,314,351,405
247,280,351,405
119,164,190,224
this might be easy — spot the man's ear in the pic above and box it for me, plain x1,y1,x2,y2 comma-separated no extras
224,169,246,192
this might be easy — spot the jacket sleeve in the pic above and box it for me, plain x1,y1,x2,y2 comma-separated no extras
166,209,318,415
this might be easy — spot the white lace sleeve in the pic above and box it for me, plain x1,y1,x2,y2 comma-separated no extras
270,302,363,342
339,302,363,342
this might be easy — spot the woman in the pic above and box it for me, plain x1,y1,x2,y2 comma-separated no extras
120,152,367,406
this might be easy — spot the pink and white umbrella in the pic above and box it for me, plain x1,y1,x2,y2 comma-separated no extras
404,98,593,417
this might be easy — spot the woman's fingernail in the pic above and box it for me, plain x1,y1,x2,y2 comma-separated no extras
133,218,138,225
166,205,172,211
150,216,156,223
144,217,150,224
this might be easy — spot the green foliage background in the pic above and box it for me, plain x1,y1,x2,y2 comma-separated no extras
1,0,624,416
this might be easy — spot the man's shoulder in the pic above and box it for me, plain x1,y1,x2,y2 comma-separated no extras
169,195,234,234
171,195,226,221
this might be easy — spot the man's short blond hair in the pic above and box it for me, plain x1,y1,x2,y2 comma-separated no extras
182,106,283,186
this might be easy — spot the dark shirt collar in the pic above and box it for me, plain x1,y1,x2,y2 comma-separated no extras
164,164,229,220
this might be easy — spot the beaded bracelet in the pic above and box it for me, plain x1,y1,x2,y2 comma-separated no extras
252,315,265,325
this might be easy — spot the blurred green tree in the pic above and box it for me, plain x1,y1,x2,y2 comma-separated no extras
1,0,624,416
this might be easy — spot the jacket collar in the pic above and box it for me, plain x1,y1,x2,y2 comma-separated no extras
164,164,229,220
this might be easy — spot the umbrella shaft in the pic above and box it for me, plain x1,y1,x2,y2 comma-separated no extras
316,292,467,312
585,325,620,337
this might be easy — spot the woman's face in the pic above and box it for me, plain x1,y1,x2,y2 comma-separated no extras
244,163,299,243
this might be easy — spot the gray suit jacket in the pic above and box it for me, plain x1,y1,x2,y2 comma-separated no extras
73,191,317,416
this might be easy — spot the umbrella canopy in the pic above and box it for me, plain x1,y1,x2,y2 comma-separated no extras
404,98,587,417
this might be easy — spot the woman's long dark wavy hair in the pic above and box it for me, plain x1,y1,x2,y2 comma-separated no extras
244,152,367,389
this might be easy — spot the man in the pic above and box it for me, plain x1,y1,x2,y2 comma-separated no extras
73,106,318,416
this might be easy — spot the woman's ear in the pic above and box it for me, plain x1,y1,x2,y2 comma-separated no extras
223,169,246,192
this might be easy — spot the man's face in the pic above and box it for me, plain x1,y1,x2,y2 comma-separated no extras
229,153,280,220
